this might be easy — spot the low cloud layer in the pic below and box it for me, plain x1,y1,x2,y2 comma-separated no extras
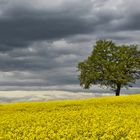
0,0,139,92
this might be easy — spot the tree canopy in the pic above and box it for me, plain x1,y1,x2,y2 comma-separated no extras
78,40,140,96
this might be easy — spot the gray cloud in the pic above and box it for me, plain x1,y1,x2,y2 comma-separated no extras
0,0,94,52
0,0,139,92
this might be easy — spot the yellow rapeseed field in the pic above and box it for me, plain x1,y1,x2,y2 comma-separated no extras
0,94,140,140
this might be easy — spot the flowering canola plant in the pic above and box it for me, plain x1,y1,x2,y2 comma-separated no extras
0,94,140,140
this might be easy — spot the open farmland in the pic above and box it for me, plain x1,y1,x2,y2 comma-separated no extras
0,94,140,140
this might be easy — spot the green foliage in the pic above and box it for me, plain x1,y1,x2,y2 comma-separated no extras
78,40,140,95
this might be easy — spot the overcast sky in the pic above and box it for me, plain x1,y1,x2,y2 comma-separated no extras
0,0,139,92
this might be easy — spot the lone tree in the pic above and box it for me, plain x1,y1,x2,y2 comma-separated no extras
78,40,140,96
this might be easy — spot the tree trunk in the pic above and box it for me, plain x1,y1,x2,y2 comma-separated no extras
116,84,121,96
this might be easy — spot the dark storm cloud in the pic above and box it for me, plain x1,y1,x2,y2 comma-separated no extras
0,0,137,52
0,40,89,71
0,0,127,51
0,17,94,51
0,0,95,51
118,13,140,31
0,0,139,91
